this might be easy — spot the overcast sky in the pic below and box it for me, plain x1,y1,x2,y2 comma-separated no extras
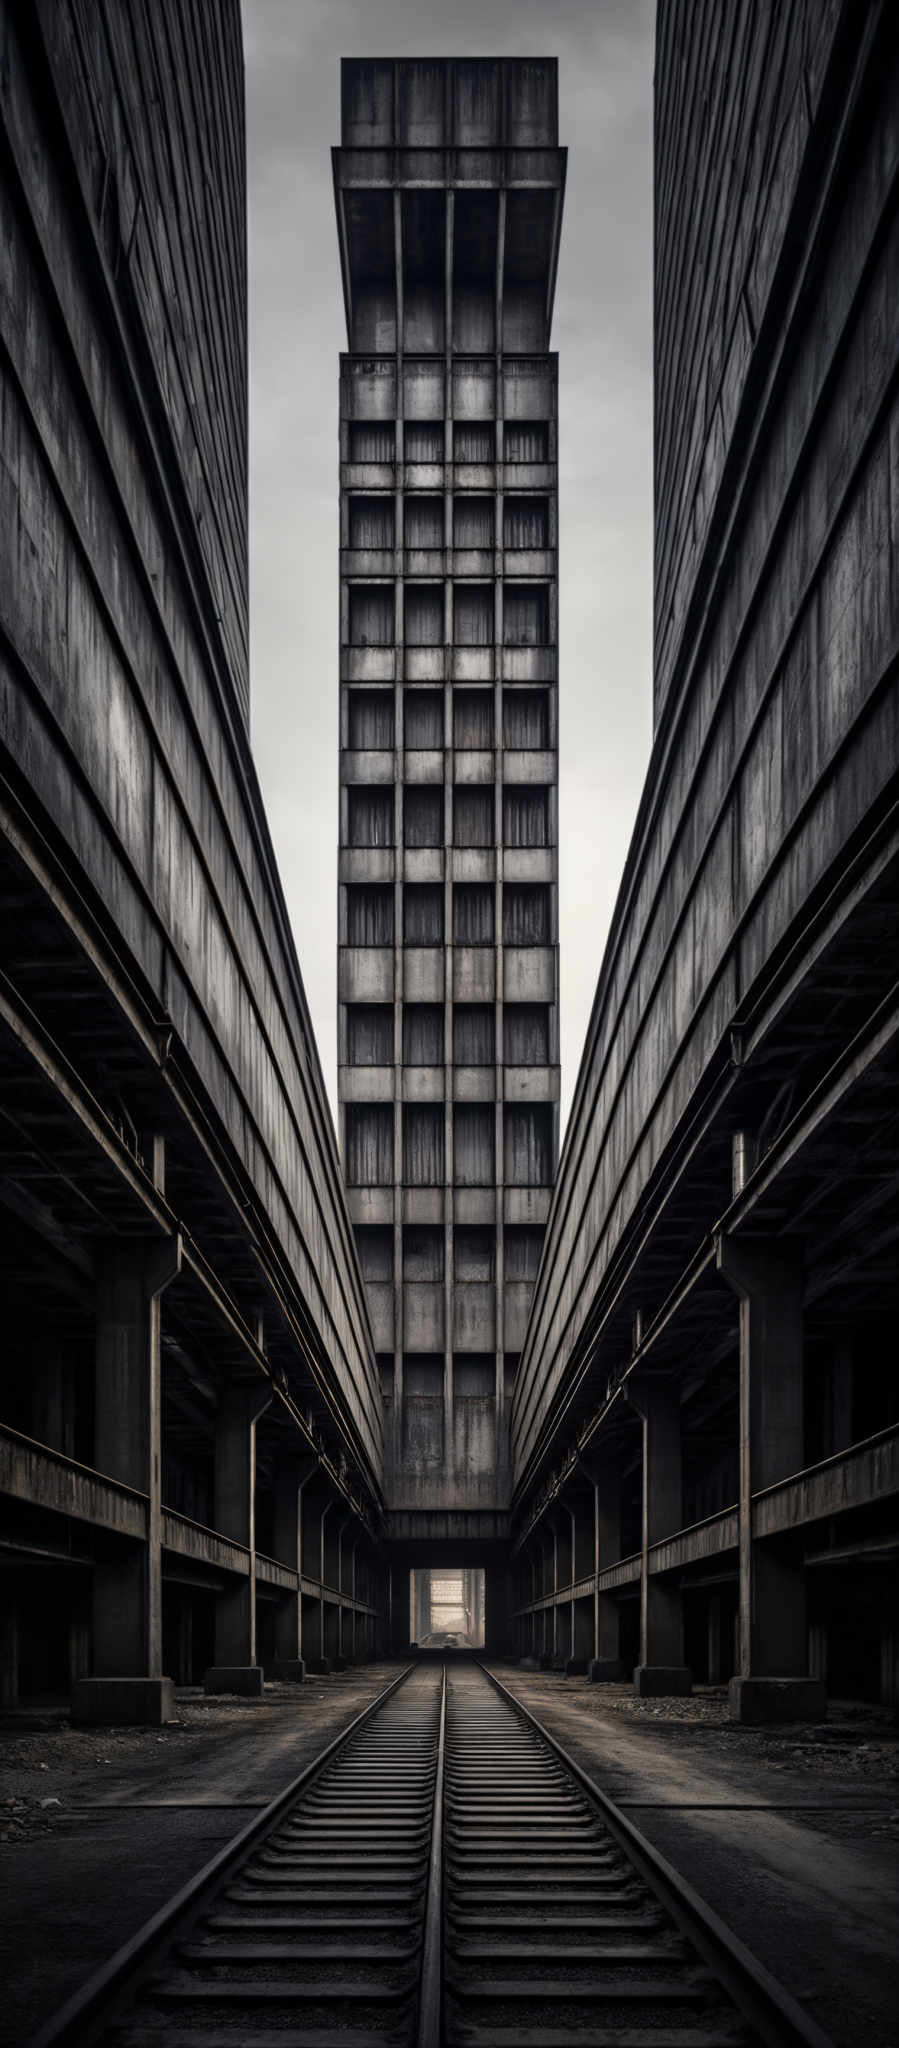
243,0,655,1133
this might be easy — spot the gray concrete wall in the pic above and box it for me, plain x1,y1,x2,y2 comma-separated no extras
335,59,565,1527
0,0,382,1494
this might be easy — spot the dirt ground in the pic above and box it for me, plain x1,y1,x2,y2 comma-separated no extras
488,1665,899,2048
0,1663,401,2043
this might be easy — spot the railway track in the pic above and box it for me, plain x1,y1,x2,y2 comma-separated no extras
30,1659,833,2048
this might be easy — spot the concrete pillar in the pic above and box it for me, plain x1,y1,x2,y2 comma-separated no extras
0,1599,19,1707
270,1455,318,1680
205,1379,272,1695
630,1382,691,1696
707,1592,723,1684
717,1234,825,1723
79,1228,181,1724
582,1458,623,1681
31,1339,75,1457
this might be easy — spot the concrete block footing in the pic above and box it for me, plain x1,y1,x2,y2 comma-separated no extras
729,1676,827,1724
633,1664,692,1697
537,1653,553,1670
268,1660,306,1683
519,1656,540,1670
564,1657,588,1676
588,1658,623,1683
203,1666,264,1697
71,1678,175,1727
305,1657,332,1675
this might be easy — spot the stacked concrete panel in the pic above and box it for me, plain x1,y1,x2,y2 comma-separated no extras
334,60,565,1545
511,1,899,1713
0,1,385,1715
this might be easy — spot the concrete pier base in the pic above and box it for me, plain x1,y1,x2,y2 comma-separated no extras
203,1666,264,1697
564,1656,588,1675
634,1664,692,1697
305,1656,332,1675
268,1659,306,1683
71,1678,175,1726
729,1676,826,1724
588,1657,623,1682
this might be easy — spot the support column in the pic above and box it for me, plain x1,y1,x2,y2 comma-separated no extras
76,1227,181,1726
630,1382,691,1696
270,1455,318,1680
717,1233,824,1723
205,1379,272,1695
584,1457,623,1681
708,1592,723,1685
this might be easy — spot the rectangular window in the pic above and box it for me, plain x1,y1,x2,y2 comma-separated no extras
453,498,495,548
405,1355,443,1393
454,885,494,944
503,786,549,848
345,1104,394,1185
503,689,548,749
403,1226,444,1280
405,421,444,462
454,1227,495,1282
453,690,493,749
503,498,548,549
403,885,444,946
349,497,395,549
454,1105,495,1185
355,1225,393,1282
348,787,394,847
405,787,443,847
504,1225,544,1281
504,1005,549,1065
348,690,394,749
454,585,493,646
405,691,443,749
347,884,394,946
504,1104,553,1186
503,585,549,646
349,421,395,463
454,788,493,847
453,1005,495,1065
347,1005,393,1065
454,422,494,463
405,585,444,645
403,1004,444,1065
503,884,549,945
504,421,548,463
454,1355,494,1395
349,585,394,646
405,497,444,548
404,1105,444,1185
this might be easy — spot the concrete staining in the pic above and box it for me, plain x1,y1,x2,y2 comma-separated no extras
0,4,897,2038
335,59,563,1611
510,0,899,1719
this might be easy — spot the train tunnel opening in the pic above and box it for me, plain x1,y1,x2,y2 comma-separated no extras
409,1566,485,1649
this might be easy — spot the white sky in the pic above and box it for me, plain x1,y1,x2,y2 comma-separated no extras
243,0,655,1135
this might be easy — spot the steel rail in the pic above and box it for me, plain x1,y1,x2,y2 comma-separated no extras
27,1662,417,2048
478,1661,835,2048
416,1661,446,2048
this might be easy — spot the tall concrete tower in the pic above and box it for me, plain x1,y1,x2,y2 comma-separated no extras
334,59,565,1591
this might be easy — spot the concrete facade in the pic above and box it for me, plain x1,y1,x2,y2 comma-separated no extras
334,59,564,1574
0,2,386,1714
510,0,899,1713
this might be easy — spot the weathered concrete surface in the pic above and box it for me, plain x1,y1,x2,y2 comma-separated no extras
489,1664,899,2048
0,1664,400,2044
